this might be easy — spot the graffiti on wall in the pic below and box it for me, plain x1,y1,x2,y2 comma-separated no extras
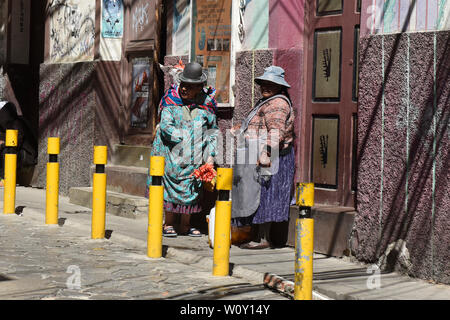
129,0,155,41
102,0,123,38
132,2,150,34
49,0,96,62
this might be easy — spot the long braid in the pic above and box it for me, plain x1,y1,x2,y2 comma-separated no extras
281,88,292,105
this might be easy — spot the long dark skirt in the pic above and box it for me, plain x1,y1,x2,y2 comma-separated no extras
232,147,295,226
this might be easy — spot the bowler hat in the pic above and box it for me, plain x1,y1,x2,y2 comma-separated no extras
177,62,207,84
255,66,291,88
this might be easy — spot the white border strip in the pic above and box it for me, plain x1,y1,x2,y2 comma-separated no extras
379,36,385,239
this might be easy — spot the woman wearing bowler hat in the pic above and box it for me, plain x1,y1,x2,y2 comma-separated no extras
146,62,218,238
231,66,295,249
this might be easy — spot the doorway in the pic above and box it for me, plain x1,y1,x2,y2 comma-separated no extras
302,0,361,206
120,0,162,145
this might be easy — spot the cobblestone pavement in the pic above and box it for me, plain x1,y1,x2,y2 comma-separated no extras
0,212,287,300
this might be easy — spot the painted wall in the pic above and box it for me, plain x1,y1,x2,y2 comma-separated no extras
269,0,304,50
354,31,449,284
240,0,269,50
362,0,450,36
172,0,191,56
48,0,96,63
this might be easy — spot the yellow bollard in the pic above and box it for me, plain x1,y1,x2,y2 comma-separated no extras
3,130,18,214
213,167,233,276
91,146,107,239
294,182,315,300
296,182,314,208
46,137,60,224
147,156,165,258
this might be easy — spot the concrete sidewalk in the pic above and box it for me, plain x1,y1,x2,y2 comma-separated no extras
1,186,449,300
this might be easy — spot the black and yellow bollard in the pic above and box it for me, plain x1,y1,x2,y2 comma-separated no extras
294,182,314,300
147,156,165,258
3,130,18,214
91,146,107,239
45,137,60,224
213,167,233,276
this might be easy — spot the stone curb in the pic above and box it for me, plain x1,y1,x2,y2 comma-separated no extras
263,273,333,300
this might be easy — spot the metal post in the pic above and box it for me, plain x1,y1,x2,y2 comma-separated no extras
147,156,165,258
213,167,233,276
46,137,60,224
91,146,107,239
294,182,315,300
3,130,18,214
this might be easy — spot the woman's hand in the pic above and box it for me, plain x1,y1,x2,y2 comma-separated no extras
230,123,241,136
257,151,271,167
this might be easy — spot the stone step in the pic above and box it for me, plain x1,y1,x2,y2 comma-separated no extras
89,164,148,197
68,187,148,220
287,205,356,257
111,144,152,168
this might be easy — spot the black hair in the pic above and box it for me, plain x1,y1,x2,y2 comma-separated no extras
0,102,17,126
280,87,292,105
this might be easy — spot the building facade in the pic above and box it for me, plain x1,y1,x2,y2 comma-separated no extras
0,0,448,284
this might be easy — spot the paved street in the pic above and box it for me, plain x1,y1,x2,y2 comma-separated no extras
0,207,286,300
1,187,449,303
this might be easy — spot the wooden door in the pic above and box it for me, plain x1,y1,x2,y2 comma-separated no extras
302,0,361,206
121,0,162,145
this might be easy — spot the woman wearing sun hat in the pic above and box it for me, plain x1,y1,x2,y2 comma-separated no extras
231,65,295,249
146,62,218,237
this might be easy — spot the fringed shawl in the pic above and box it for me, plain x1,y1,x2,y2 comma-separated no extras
159,84,217,115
